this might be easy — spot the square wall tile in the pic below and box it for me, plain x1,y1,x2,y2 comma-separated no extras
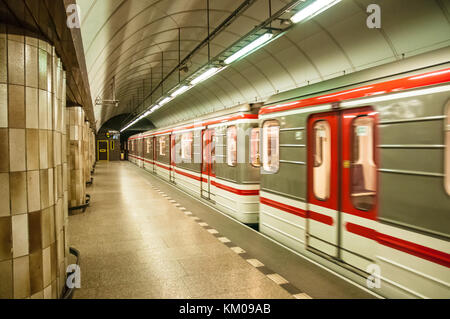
8,40,24,85
38,49,47,91
13,255,30,298
0,83,7,127
0,173,10,216
12,213,29,257
26,129,39,170
50,242,57,282
25,44,38,88
10,171,27,215
28,210,42,253
26,87,38,129
0,216,12,261
42,246,51,288
39,129,48,169
47,131,54,168
29,251,43,295
39,169,49,209
27,170,40,212
0,259,13,298
0,128,8,172
9,128,25,172
38,89,48,130
0,36,6,83
8,84,25,129
41,207,51,249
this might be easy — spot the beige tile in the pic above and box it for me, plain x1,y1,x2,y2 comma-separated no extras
0,128,8,172
26,87,38,129
8,39,24,85
38,49,47,91
29,251,43,295
43,284,51,299
26,129,40,170
27,170,40,212
0,259,13,298
9,128,25,172
0,83,7,127
47,130,54,168
40,169,49,209
0,35,6,83
42,246,51,288
0,173,10,216
8,84,25,128
13,255,30,298
38,89,48,130
12,213,29,257
10,171,27,215
0,216,12,261
39,129,48,169
28,210,42,253
41,207,51,249
25,44,38,88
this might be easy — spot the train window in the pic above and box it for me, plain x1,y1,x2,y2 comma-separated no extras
146,139,151,154
445,102,450,196
110,140,115,150
181,132,193,161
312,121,330,200
159,136,166,156
262,121,279,173
227,126,237,166
250,128,261,167
351,116,376,211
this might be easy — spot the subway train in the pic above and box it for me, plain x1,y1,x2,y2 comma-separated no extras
128,58,450,299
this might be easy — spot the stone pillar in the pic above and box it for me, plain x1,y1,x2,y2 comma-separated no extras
0,25,68,299
83,121,91,184
67,107,86,208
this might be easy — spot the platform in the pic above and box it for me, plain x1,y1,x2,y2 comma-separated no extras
68,162,376,299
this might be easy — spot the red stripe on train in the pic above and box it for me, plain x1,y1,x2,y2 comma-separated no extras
346,222,450,268
260,197,306,218
211,181,259,196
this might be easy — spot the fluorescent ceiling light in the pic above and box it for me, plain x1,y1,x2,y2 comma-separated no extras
224,33,273,65
191,67,221,85
290,0,341,24
159,97,172,106
171,85,191,97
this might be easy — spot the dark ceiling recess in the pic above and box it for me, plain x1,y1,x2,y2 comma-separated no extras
0,0,96,128
98,113,155,143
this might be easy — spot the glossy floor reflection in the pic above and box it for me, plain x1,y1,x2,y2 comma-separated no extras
68,161,293,299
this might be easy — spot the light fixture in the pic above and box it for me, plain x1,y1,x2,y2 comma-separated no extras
171,85,191,97
224,33,273,65
191,67,221,85
159,97,173,106
290,0,341,24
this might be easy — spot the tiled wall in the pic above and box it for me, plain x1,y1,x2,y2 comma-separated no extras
83,121,91,184
0,25,68,299
67,107,86,208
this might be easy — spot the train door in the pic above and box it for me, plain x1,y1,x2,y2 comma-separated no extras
201,129,215,200
152,136,156,174
307,107,378,271
169,134,176,183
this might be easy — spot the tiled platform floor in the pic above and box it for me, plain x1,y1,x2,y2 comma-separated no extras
68,162,293,299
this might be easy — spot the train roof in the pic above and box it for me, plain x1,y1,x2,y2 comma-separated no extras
262,46,450,112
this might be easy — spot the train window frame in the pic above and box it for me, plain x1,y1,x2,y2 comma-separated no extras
250,128,261,167
227,125,237,167
146,138,151,154
159,136,166,156
350,115,377,211
262,120,280,174
181,132,193,161
312,120,331,201
110,140,115,151
445,100,450,196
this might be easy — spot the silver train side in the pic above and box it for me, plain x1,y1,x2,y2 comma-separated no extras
127,50,450,299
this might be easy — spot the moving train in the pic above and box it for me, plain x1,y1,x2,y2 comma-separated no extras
128,52,450,299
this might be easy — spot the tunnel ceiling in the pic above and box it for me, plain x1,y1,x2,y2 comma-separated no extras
77,0,450,130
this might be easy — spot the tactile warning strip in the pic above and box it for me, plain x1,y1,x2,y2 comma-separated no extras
150,183,313,300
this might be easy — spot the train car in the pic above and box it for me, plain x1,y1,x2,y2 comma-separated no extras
128,104,261,224
258,56,450,298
